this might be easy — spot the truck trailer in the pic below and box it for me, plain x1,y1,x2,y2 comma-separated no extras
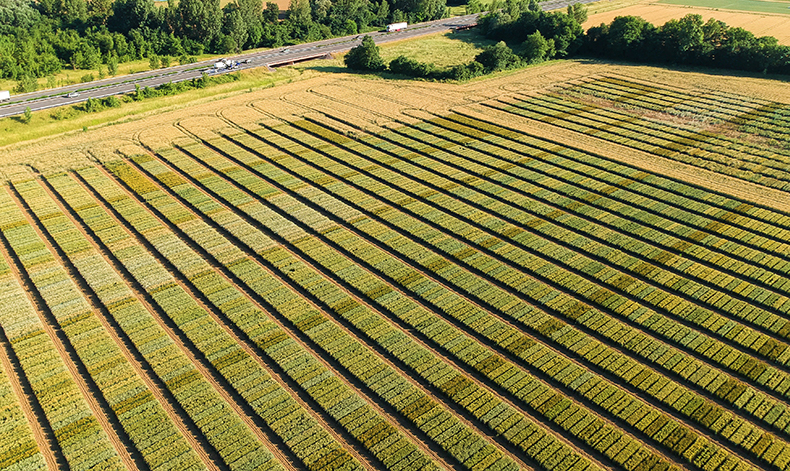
0,90,9,102
386,22,407,32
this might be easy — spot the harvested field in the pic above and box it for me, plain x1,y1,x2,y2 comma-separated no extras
583,0,790,44
3,61,790,471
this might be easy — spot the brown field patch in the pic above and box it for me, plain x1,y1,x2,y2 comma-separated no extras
583,0,790,44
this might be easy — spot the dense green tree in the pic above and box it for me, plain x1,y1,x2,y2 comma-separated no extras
23,107,32,123
177,0,222,44
567,2,587,25
535,11,583,56
223,5,249,51
0,0,42,32
521,30,554,63
108,0,156,34
389,54,434,76
474,40,521,70
659,13,704,62
262,1,279,23
375,0,389,25
606,15,652,59
344,35,385,70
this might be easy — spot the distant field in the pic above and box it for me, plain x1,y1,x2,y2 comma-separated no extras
583,1,790,43
658,0,790,15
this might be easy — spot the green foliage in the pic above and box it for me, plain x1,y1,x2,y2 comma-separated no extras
474,41,521,71
521,30,555,63
22,106,32,123
567,3,587,25
15,74,38,93
388,55,435,77
344,36,386,71
148,53,160,69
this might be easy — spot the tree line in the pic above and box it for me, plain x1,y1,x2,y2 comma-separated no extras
0,0,447,91
347,0,790,79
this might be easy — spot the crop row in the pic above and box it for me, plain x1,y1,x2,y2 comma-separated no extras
165,134,676,471
282,116,787,401
41,172,287,471
412,113,790,276
331,114,790,410
382,116,790,364
201,122,770,470
0,188,125,471
0,255,49,471
537,92,790,174
264,117,790,468
589,76,790,132
432,112,790,286
75,162,444,471
490,96,790,191
572,76,778,126
134,141,538,471
566,77,790,151
12,177,211,471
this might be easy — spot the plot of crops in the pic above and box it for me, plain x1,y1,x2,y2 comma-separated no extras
3,70,790,471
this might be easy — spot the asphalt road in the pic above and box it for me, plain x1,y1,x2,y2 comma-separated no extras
0,0,597,119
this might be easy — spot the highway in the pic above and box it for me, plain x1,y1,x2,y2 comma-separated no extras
0,0,597,119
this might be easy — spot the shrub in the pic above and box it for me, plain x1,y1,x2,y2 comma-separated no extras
388,55,435,78
344,36,386,71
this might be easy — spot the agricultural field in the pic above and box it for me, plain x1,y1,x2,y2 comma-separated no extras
2,60,790,471
583,0,790,44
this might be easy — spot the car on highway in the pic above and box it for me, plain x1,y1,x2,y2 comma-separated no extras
66,91,80,98
242,59,252,64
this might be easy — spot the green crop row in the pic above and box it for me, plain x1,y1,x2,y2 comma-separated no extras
132,143,518,471
283,117,784,395
44,172,285,471
381,117,790,367
77,162,434,471
165,136,643,471
581,77,790,136
314,112,790,431
493,97,790,192
228,120,784,470
0,188,125,471
433,112,790,282
13,178,209,471
0,254,48,471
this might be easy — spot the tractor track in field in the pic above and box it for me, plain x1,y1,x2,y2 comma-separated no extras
210,114,768,471
66,169,302,471
0,185,145,471
131,130,508,471
34,174,229,471
94,156,385,471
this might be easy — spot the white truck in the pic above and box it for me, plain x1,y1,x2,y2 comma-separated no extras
386,22,407,32
0,90,9,102
213,58,237,70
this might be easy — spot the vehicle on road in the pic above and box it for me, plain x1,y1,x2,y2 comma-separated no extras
386,22,407,32
0,90,9,102
242,59,252,64
214,58,238,70
67,91,80,98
